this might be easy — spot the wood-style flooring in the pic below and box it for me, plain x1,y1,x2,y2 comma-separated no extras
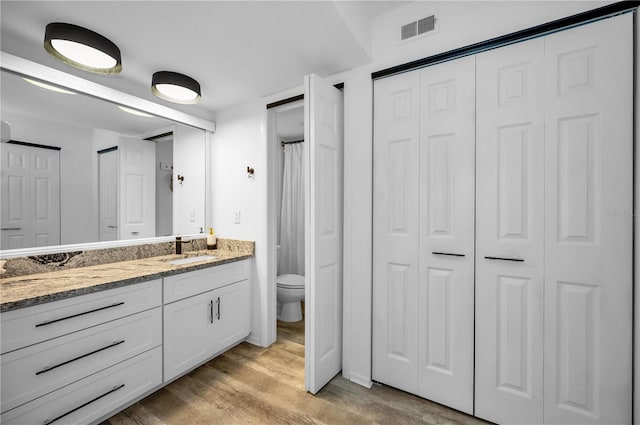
102,319,487,425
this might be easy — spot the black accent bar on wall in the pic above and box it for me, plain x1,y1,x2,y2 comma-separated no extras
265,83,345,109
372,1,639,80
8,140,61,151
97,146,118,154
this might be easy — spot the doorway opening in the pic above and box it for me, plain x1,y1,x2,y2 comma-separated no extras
269,100,306,371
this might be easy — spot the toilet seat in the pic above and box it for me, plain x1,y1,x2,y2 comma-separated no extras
276,273,305,289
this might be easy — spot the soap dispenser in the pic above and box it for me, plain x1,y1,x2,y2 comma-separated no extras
207,227,217,250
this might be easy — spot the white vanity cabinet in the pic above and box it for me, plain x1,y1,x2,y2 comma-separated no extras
163,260,251,382
0,279,163,424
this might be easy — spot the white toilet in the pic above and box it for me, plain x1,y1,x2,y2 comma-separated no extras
277,273,305,322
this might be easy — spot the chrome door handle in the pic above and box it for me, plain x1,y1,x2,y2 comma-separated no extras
484,256,524,262
432,251,465,257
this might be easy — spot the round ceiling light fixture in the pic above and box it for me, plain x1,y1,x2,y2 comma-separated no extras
151,71,201,104
44,22,122,74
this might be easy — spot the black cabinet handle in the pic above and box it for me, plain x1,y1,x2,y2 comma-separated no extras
432,251,465,257
484,256,525,262
43,383,125,425
216,297,221,321
209,300,214,324
36,302,125,328
36,340,125,376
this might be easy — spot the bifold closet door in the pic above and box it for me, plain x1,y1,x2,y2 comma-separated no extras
475,37,545,425
417,56,475,414
543,14,632,425
372,71,420,393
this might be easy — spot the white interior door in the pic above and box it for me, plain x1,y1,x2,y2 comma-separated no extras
417,56,475,414
304,73,344,394
475,37,545,425
99,148,118,242
119,136,156,240
372,70,420,394
0,143,60,249
543,14,632,425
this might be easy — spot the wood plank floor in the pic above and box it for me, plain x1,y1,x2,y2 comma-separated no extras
102,319,487,425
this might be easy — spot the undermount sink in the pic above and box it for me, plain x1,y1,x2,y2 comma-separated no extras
167,255,217,265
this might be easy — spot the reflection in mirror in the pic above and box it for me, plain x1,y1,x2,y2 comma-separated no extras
0,69,206,250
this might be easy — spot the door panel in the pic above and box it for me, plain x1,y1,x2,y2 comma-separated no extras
119,136,155,240
99,149,118,242
304,74,344,394
544,14,632,425
475,37,545,425
372,71,420,394
1,143,60,249
417,56,475,414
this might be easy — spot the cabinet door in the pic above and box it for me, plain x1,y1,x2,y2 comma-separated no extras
475,37,545,425
212,280,251,354
417,55,475,414
163,290,215,382
372,70,420,393
543,14,632,425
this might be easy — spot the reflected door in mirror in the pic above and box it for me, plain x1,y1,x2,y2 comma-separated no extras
99,148,118,241
1,143,60,249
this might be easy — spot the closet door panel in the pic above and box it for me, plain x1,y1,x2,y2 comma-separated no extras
417,56,475,414
544,14,632,425
475,37,545,425
372,71,420,393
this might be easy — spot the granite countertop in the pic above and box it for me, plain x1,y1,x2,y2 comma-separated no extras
0,250,253,313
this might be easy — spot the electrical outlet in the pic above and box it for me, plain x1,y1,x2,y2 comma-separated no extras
234,210,241,224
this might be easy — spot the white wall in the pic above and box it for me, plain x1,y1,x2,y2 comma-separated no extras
3,111,96,244
173,124,206,235
210,100,271,346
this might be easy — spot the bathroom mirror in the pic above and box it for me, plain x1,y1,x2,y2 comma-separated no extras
0,60,211,252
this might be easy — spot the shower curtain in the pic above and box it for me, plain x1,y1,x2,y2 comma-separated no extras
278,143,305,275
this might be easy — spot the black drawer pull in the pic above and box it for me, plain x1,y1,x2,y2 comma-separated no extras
209,299,214,324
484,256,525,262
216,297,221,321
43,383,125,425
432,251,465,257
35,302,125,328
36,340,125,376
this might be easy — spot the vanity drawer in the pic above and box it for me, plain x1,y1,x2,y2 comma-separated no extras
1,307,161,414
0,346,162,425
1,279,162,354
164,259,249,303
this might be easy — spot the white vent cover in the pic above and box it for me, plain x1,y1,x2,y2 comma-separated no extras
401,15,436,41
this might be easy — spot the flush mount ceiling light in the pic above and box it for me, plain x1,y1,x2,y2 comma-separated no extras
44,22,122,74
151,71,201,104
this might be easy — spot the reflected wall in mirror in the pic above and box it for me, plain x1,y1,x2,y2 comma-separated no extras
0,69,206,250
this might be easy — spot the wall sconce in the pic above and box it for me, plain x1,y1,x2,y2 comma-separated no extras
247,166,254,179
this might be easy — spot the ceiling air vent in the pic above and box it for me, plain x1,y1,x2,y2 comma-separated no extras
400,15,436,41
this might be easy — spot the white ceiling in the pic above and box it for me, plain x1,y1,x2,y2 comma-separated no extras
1,1,408,122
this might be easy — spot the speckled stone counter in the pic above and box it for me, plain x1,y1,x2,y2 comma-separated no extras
0,246,254,313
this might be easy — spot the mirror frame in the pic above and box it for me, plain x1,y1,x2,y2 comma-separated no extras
0,51,216,259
